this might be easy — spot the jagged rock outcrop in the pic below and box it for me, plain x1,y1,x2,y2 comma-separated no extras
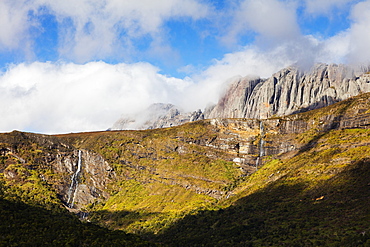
204,76,262,119
111,64,370,130
110,103,204,130
206,64,370,119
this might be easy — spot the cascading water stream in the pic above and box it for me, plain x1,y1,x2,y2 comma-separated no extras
67,150,82,208
256,121,265,170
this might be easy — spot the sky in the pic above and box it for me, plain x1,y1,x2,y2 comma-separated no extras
1,0,370,134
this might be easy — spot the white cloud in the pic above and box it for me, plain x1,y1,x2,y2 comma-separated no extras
0,50,298,134
0,1,35,51
217,0,370,76
304,0,357,15
241,0,299,40
103,0,208,35
320,32,351,64
217,0,322,72
224,0,300,45
313,0,370,66
0,0,210,62
0,61,191,133
346,0,370,65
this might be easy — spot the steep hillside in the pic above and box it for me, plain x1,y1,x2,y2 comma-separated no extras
0,132,153,246
1,92,370,245
0,198,152,246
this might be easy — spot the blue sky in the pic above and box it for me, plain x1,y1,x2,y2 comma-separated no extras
1,0,370,133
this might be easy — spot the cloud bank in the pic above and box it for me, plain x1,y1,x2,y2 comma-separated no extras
0,62,191,133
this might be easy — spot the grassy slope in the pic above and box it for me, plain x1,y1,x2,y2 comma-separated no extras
155,128,370,246
0,165,153,246
59,122,243,235
1,93,370,245
0,133,153,246
0,198,153,246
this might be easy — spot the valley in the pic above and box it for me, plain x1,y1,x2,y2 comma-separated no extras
1,92,370,245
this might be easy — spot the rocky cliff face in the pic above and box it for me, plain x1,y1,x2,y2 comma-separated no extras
194,92,370,174
206,63,370,119
111,64,370,131
53,149,115,210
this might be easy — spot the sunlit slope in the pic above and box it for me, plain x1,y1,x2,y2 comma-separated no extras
154,94,370,246
0,144,153,246
59,122,246,235
155,128,370,245
1,92,370,245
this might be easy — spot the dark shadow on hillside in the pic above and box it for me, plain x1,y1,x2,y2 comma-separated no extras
153,159,370,246
0,198,153,246
88,209,167,236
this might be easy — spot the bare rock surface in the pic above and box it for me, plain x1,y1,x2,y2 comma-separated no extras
54,149,115,209
110,103,204,130
206,64,370,119
111,64,370,130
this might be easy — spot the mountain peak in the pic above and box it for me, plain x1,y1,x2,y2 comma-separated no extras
206,63,370,119
110,103,204,130
111,63,370,130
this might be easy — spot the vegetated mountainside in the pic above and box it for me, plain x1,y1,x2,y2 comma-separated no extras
156,94,370,246
0,132,153,246
1,92,370,245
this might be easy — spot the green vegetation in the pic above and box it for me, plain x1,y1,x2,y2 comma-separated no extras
0,133,152,246
91,180,217,235
156,162,370,246
1,93,370,245
0,164,153,246
59,122,241,235
154,128,370,246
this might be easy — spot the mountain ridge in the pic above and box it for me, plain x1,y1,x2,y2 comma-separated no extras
2,88,370,245
111,63,370,130
207,63,370,119
110,103,204,130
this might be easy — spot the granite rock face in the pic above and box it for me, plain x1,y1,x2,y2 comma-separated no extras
111,64,370,130
206,64,370,119
205,76,261,119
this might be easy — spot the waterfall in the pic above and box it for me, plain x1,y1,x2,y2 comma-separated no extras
67,150,82,208
256,121,265,170
259,121,265,157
